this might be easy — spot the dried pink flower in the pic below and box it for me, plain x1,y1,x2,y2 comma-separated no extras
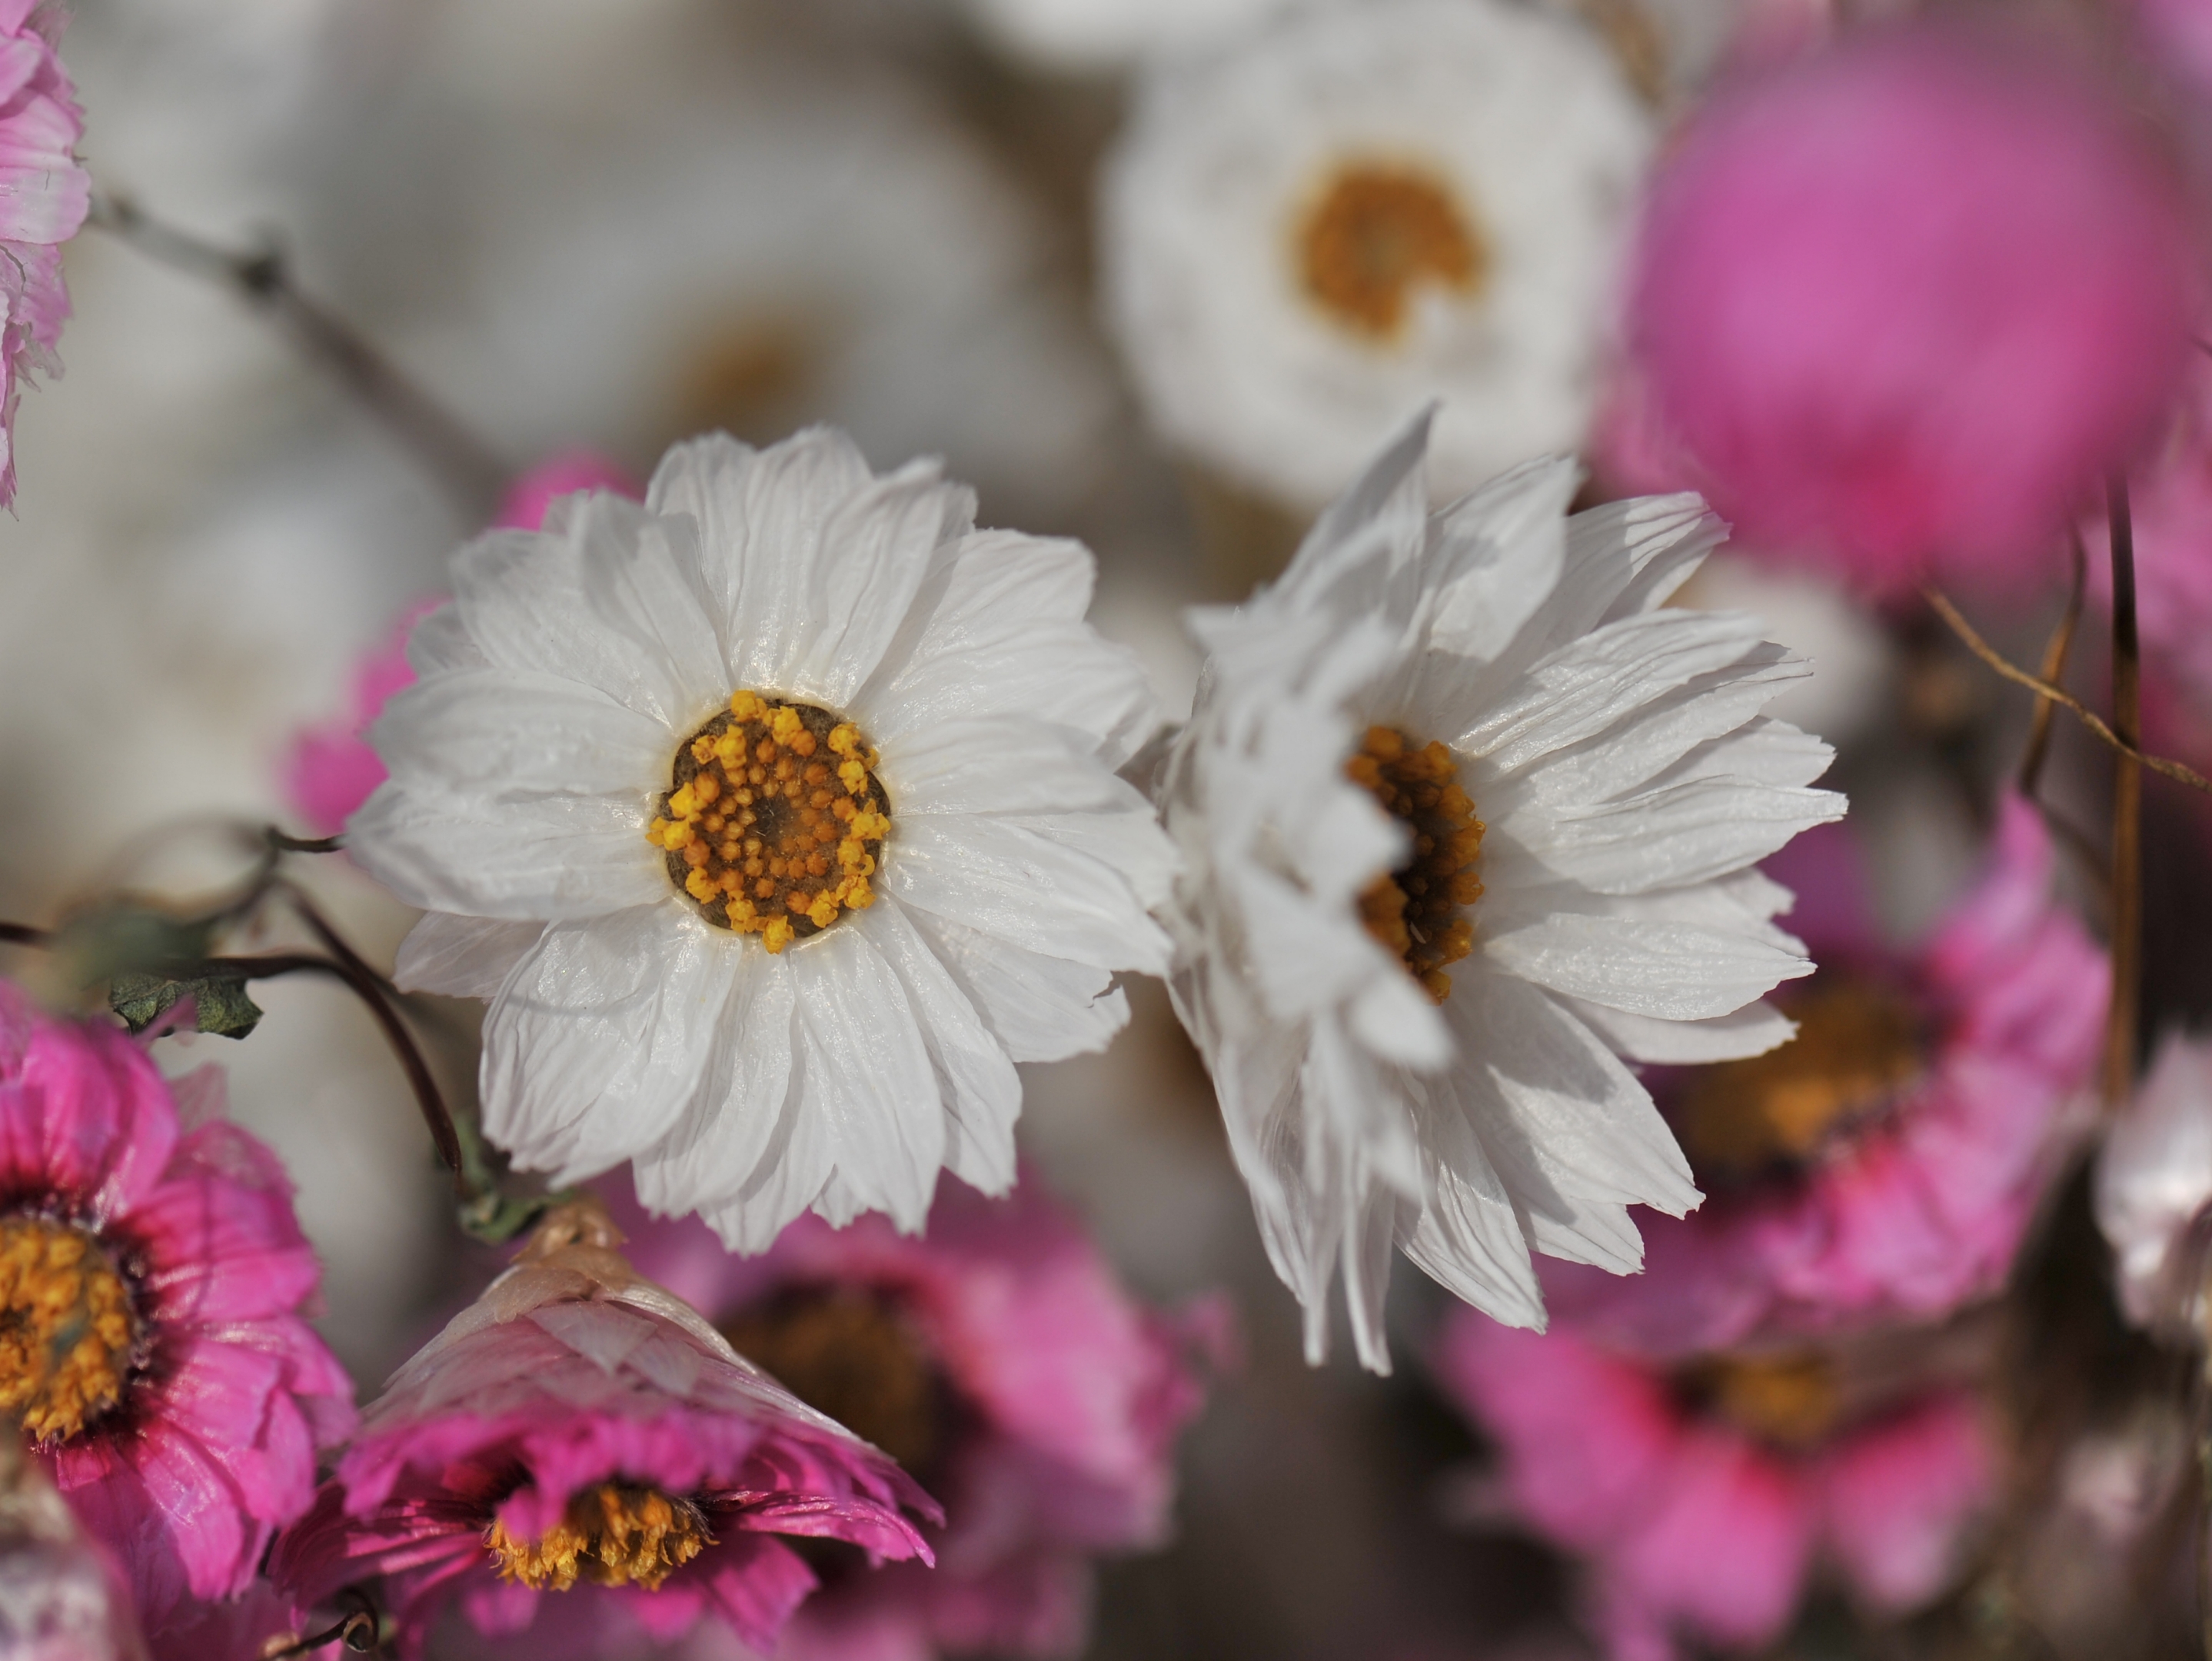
1544,794,2104,1354
612,1170,1224,1661
0,0,85,509
269,1201,936,1659
1625,25,2199,597
0,982,354,1631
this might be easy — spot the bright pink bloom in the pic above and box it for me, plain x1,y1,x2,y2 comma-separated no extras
0,0,86,509
610,1170,1222,1661
1434,1315,1994,1661
1545,794,2105,1355
0,982,354,1631
269,1204,936,1660
281,452,637,834
1625,24,2198,597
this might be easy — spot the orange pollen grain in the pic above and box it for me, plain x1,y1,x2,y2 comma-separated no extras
1348,725,1483,1004
485,1482,712,1593
0,1215,138,1445
1296,162,1487,340
645,691,889,954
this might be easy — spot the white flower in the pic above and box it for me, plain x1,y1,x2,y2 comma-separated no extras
2096,1034,2212,1334
956,0,1299,72
1100,0,1652,514
1156,413,1845,1370
351,427,1175,1250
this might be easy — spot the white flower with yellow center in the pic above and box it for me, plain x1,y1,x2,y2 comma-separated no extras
1157,414,1847,1370
351,428,1174,1249
1101,0,1652,512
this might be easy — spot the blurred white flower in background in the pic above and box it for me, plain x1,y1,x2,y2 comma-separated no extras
2097,1032,2212,1333
1101,0,1652,514
957,0,1300,73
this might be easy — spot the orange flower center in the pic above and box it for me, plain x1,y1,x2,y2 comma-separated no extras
485,1482,713,1593
1347,725,1484,1004
646,691,890,954
1686,1351,1842,1450
1296,161,1488,341
723,1288,945,1476
0,1216,138,1445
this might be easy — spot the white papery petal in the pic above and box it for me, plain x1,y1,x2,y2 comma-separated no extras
371,670,670,802
1563,996,1797,1064
1481,903,1812,1020
2097,1033,2212,1328
900,908,1132,1064
887,814,1171,973
407,602,489,676
393,913,545,999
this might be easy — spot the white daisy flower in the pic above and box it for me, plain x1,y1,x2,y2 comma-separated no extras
1100,0,1652,514
1156,413,1846,1370
956,0,1299,73
350,427,1176,1250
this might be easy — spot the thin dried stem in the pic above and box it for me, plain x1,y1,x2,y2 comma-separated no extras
87,192,507,518
1923,588,2212,795
2017,537,2087,797
2107,476,2143,1113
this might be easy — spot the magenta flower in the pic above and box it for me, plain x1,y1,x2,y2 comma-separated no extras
0,982,354,1631
282,451,637,835
609,1170,1222,1661
1625,24,2198,597
269,1201,937,1659
1435,1313,1995,1661
1543,794,2104,1356
0,0,85,510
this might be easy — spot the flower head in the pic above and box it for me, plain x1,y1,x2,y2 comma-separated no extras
610,1169,1220,1660
1625,24,2198,594
0,982,354,1628
1435,1313,1995,1661
0,0,86,508
269,1200,936,1659
1156,413,1844,1370
1101,0,1652,511
1546,796,2105,1354
348,427,1173,1250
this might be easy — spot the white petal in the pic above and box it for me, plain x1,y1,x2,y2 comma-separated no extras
481,906,738,1183
1495,774,1846,897
1479,890,1814,1020
406,602,488,676
880,717,1140,817
1398,1120,1546,1329
392,912,545,1000
371,670,670,802
1564,995,1798,1064
1273,408,1435,625
1415,457,1577,666
901,909,1132,1063
885,814,1171,973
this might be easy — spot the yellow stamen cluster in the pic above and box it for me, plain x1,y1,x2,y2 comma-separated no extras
1674,979,1924,1182
1687,1352,1843,1450
646,691,890,954
0,1217,138,1445
723,1289,944,1476
485,1482,713,1593
1296,161,1488,341
1348,726,1484,1004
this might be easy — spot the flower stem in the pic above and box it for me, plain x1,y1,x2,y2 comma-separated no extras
2107,475,2142,1112
86,192,509,518
2017,536,2087,798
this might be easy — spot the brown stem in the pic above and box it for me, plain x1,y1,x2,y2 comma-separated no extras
87,193,507,518
1923,588,2212,794
2018,536,2087,797
0,922,48,947
2107,476,2143,1112
264,1589,380,1656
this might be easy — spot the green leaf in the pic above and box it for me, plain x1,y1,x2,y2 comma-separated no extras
49,903,218,990
108,971,264,1040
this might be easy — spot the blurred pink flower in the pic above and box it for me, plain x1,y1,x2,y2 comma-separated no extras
282,451,637,835
1545,794,2104,1355
0,982,354,1633
0,0,86,509
609,1170,1226,1661
1434,1315,1994,1661
269,1203,936,1661
1624,24,2198,597
0,1433,146,1661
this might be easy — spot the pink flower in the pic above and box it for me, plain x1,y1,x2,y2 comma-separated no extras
1433,1314,1995,1661
0,1433,146,1661
0,982,355,1631
269,1201,936,1660
1545,794,2105,1355
607,1170,1222,1661
0,0,86,510
1624,24,2198,597
281,451,637,835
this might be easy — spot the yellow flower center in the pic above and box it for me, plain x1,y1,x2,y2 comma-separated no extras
722,1288,945,1477
1673,978,1924,1182
1686,1351,1842,1450
646,691,891,955
1348,726,1484,1004
485,1482,713,1593
1296,161,1489,341
0,1217,138,1446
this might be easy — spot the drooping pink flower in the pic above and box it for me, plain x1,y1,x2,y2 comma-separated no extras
1544,794,2105,1356
0,0,87,510
1624,23,2199,598
269,1200,937,1661
0,981,355,1633
607,1170,1223,1661
281,451,637,835
1434,1314,1995,1661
